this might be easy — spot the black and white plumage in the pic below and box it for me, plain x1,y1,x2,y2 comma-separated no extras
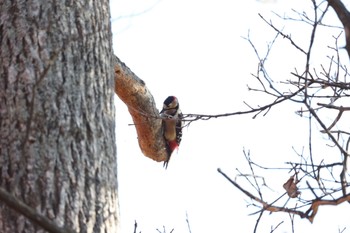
160,96,183,169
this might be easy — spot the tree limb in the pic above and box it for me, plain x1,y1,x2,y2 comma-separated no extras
218,168,350,223
114,55,168,162
327,0,350,59
0,187,75,233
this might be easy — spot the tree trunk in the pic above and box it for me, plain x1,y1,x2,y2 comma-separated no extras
0,0,118,232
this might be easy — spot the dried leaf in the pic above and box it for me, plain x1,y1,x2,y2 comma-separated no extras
283,176,301,198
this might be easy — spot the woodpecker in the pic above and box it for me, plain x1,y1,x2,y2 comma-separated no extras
160,96,183,169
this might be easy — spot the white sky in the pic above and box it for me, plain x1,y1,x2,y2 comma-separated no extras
110,0,350,232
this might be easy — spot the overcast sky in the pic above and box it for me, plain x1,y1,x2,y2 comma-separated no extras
110,0,350,232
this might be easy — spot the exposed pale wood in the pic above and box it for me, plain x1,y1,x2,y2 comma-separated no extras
114,56,168,162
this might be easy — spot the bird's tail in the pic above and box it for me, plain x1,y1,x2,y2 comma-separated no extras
163,160,169,169
163,141,179,169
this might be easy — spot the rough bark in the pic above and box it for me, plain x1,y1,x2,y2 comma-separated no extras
114,56,168,162
0,0,118,232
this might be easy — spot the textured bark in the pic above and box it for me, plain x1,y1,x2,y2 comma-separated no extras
114,56,168,162
0,0,118,233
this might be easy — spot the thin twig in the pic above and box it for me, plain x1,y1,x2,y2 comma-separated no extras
218,168,350,223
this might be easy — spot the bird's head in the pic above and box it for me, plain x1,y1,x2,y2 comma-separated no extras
160,96,179,114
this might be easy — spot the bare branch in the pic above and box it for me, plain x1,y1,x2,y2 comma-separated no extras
258,14,307,55
214,1,350,229
218,168,350,223
114,55,168,162
327,0,350,59
186,212,192,233
270,221,284,233
181,84,306,123
317,103,350,111
156,226,174,233
0,187,75,233
134,220,139,233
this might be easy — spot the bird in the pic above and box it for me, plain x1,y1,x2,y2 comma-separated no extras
160,96,183,169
